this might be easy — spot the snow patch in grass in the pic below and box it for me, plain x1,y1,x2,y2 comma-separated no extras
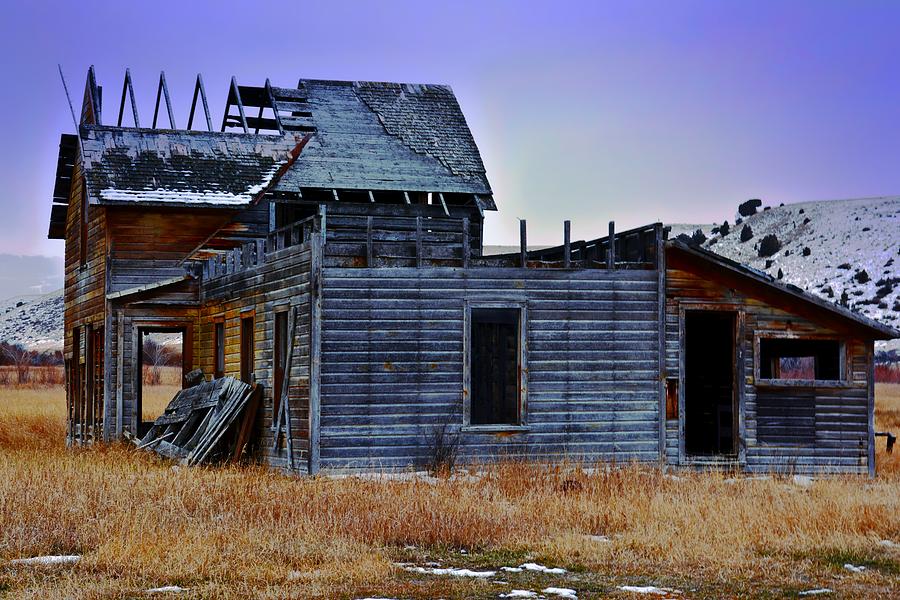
798,589,832,596
543,587,578,598
844,563,866,573
403,565,496,577
518,562,567,574
878,539,899,549
500,591,539,598
146,586,187,593
9,555,80,566
618,585,680,595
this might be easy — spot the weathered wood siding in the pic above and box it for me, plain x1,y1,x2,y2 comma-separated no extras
318,267,661,471
665,253,872,474
199,238,316,471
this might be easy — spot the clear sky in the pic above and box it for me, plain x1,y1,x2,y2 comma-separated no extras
2,0,900,258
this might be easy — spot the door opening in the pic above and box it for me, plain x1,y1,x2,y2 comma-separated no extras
684,311,736,456
138,328,184,428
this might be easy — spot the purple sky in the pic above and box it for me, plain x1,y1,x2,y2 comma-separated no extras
2,0,900,258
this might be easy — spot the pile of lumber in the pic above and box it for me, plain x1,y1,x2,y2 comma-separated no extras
138,376,261,465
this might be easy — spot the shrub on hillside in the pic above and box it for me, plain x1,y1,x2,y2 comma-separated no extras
740,225,753,242
738,199,762,217
758,234,781,257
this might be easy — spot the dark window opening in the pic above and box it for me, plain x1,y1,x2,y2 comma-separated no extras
470,308,521,426
759,338,841,381
274,203,316,229
240,315,254,384
214,321,225,378
684,311,736,456
273,311,288,418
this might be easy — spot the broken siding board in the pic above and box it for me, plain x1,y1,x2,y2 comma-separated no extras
318,267,660,471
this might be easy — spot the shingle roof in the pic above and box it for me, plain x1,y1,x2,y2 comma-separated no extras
80,127,299,207
273,79,492,197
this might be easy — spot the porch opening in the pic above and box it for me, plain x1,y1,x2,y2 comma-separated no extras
684,311,736,456
139,329,184,426
470,307,521,425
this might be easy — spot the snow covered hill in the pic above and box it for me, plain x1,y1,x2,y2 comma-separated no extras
0,290,63,352
670,196,900,349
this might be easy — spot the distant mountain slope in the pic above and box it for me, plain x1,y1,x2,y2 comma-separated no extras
671,196,900,349
0,290,63,352
0,254,63,297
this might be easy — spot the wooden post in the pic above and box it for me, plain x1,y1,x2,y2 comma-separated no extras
462,217,470,268
366,216,374,267
607,221,616,270
309,232,323,475
116,311,124,438
415,216,423,268
563,220,571,268
520,219,527,268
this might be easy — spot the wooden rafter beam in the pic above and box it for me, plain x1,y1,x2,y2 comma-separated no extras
188,74,212,131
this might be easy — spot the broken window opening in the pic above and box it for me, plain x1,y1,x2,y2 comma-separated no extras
240,314,254,384
469,307,522,426
273,310,288,418
684,311,737,456
759,338,841,382
214,320,225,378
139,329,184,424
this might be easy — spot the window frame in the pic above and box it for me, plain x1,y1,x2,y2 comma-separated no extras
240,311,255,385
462,300,528,432
753,332,849,388
272,306,290,426
213,317,225,379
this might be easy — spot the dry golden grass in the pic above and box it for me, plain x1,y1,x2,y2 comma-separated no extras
0,385,898,598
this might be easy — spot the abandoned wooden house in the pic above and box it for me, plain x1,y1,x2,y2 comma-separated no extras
49,66,898,475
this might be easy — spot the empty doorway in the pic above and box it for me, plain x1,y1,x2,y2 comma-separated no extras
684,311,737,456
138,328,185,428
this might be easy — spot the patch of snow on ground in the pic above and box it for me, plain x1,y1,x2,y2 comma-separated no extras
878,539,899,549
499,591,539,598
618,585,680,595
146,586,187,593
9,555,80,566
543,587,578,598
403,565,496,577
798,589,832,596
518,563,567,574
844,563,866,573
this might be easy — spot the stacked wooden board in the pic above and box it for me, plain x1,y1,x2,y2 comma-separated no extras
138,377,261,465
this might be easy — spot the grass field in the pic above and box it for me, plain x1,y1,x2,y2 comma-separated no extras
0,385,898,598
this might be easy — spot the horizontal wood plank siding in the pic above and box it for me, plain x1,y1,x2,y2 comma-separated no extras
319,267,661,471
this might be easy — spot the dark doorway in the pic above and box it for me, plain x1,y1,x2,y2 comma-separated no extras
684,311,736,456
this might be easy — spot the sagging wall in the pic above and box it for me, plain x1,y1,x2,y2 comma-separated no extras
665,254,872,475
198,238,317,472
318,267,662,471
64,158,108,443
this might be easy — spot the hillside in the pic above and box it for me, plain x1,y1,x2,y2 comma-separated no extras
670,196,900,349
0,290,64,352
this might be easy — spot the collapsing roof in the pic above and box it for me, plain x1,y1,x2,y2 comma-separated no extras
51,68,493,223
271,79,492,196
80,128,301,208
